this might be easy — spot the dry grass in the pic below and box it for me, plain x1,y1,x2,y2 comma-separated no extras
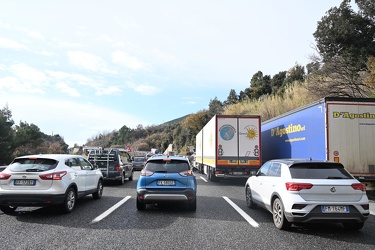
223,82,317,121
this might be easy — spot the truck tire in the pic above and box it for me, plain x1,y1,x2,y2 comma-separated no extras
209,167,218,182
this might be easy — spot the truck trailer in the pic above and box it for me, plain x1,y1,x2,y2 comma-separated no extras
262,97,375,190
195,115,261,181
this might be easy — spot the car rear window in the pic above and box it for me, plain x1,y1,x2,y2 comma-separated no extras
134,157,145,162
145,160,189,173
88,150,118,162
9,158,58,172
289,163,353,179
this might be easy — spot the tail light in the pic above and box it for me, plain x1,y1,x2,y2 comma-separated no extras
351,183,366,192
115,165,121,172
140,169,154,176
0,173,11,180
39,171,67,180
286,182,313,191
179,170,193,176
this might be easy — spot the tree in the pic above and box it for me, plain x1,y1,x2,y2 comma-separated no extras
355,0,375,20
310,0,375,97
225,89,238,105
249,71,272,99
0,105,14,164
208,97,223,117
313,1,375,70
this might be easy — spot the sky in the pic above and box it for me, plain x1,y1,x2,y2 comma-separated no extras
0,0,344,147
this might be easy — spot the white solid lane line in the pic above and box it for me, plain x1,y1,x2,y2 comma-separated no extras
223,196,259,228
91,196,131,224
200,176,208,182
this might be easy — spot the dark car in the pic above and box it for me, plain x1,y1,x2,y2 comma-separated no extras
133,156,146,171
136,155,197,211
88,148,133,185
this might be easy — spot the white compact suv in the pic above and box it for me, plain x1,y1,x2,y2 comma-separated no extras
245,159,370,230
0,154,104,214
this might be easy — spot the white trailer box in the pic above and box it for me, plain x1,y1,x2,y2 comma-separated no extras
195,115,261,181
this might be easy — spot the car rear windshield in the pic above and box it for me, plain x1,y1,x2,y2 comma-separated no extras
289,163,353,179
88,150,118,162
9,158,58,172
134,157,145,162
145,160,189,173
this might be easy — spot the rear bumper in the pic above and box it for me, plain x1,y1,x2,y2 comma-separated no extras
137,188,196,204
285,205,370,223
0,193,66,207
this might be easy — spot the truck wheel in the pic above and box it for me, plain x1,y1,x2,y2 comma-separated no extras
209,167,218,182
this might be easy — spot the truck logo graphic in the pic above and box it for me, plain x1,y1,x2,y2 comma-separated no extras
244,125,258,140
219,124,236,141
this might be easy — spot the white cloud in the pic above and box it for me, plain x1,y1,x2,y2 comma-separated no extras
112,50,151,71
0,37,27,50
56,83,81,97
126,81,162,96
67,51,115,74
10,63,50,86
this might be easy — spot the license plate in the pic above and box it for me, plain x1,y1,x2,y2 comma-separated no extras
14,179,36,186
232,172,243,175
157,180,175,186
321,205,349,213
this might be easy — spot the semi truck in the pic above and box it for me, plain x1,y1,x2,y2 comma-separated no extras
195,115,262,181
262,97,375,190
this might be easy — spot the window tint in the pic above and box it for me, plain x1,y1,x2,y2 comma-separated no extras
78,157,93,170
145,160,189,173
289,163,353,179
257,161,271,176
268,163,281,177
66,158,81,169
9,158,58,172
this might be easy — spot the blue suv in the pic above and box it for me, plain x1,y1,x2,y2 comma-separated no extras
136,155,197,211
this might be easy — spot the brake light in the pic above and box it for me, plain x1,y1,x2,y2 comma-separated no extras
115,165,121,172
39,171,67,180
286,182,313,191
179,170,193,176
140,169,154,176
351,183,366,192
0,173,11,180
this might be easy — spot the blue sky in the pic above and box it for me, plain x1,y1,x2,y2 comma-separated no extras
0,0,343,147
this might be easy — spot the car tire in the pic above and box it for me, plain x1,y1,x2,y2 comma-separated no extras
92,180,103,199
61,187,76,213
0,205,17,214
136,198,146,211
342,222,364,230
118,173,125,185
129,171,133,181
187,198,197,212
272,198,291,230
245,186,257,209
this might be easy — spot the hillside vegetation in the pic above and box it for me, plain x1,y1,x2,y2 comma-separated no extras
0,0,374,162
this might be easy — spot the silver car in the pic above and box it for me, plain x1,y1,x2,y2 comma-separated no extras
245,159,370,230
0,154,104,214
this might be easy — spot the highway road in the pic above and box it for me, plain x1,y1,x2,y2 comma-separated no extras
1,171,375,250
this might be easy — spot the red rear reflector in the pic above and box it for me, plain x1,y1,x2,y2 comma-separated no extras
286,182,313,191
0,173,11,180
351,183,366,192
39,171,67,180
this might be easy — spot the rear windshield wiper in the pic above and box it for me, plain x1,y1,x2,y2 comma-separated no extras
25,169,44,172
326,176,348,179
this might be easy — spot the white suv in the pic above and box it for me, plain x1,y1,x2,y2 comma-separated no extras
0,154,104,214
245,159,370,230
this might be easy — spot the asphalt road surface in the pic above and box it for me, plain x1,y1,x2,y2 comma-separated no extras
1,171,375,250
